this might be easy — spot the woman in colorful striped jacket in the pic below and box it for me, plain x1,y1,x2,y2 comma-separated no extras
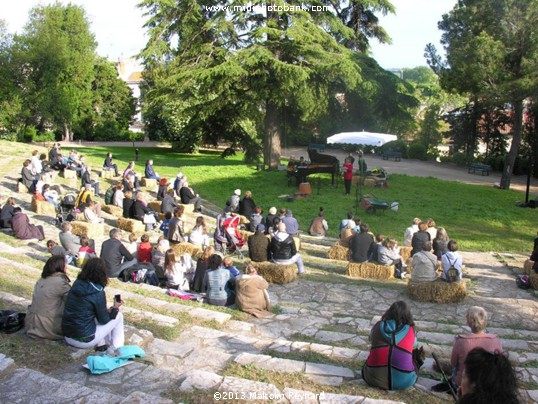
362,301,418,390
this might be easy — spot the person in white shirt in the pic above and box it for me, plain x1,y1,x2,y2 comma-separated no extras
441,240,463,282
83,201,104,224
403,217,421,246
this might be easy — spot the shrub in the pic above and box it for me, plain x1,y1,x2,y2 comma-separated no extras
17,127,37,143
380,140,408,157
514,156,530,175
407,142,428,160
449,152,471,167
288,130,313,146
33,131,56,143
483,155,504,171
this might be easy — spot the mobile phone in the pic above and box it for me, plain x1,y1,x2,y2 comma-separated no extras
114,294,121,303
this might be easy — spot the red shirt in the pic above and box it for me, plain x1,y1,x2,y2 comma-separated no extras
343,163,353,180
137,242,153,263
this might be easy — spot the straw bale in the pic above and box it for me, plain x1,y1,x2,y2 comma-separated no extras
102,205,123,218
252,261,297,284
100,170,114,179
407,279,467,303
61,169,77,179
327,242,350,261
523,259,534,275
71,220,104,240
17,181,28,193
364,178,376,188
238,230,254,243
31,198,56,216
180,204,195,214
346,262,395,280
400,246,412,262
170,242,203,259
117,217,145,235
239,215,250,225
149,201,162,212
529,274,538,290
293,236,301,251
141,178,157,190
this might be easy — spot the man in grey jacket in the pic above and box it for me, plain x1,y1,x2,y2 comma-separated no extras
100,228,137,278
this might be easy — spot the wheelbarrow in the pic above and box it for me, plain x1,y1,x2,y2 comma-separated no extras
360,194,399,214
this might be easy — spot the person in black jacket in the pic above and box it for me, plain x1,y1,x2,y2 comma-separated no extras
100,228,137,278
103,152,119,176
81,165,100,196
350,224,375,263
238,191,256,218
248,224,270,262
411,222,431,256
161,189,178,215
62,257,125,350
122,191,134,218
130,192,151,221
179,181,202,211
269,222,305,274
21,159,36,193
0,197,16,228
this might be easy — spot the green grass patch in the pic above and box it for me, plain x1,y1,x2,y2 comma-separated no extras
289,333,366,349
264,348,363,370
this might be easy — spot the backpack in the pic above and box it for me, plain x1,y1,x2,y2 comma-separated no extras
104,188,115,205
516,275,531,289
446,256,459,282
0,310,26,334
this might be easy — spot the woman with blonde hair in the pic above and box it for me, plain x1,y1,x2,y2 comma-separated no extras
433,227,449,259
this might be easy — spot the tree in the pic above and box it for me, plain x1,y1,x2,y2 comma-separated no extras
433,0,538,189
139,0,394,167
19,3,96,141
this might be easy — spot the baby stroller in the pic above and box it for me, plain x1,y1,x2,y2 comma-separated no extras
53,193,77,226
214,214,245,258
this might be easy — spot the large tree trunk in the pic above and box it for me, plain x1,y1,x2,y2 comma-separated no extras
263,100,281,168
62,123,73,142
500,100,524,190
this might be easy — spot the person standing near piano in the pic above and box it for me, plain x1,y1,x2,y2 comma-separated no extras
343,157,354,195
357,150,367,177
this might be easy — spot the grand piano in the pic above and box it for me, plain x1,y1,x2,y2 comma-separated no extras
295,148,340,186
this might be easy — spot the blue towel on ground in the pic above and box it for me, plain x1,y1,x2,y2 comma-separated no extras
86,345,145,374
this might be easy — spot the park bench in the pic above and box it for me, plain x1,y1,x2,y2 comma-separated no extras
382,151,402,161
308,143,325,152
468,163,491,176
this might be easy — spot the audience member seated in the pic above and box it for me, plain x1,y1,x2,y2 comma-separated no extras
350,224,375,263
75,184,101,216
164,249,193,290
426,218,438,241
191,246,214,292
131,192,157,230
42,184,60,207
179,181,202,212
378,237,407,278
270,222,304,275
157,178,168,200
214,207,244,252
21,159,36,193
81,164,100,196
25,255,71,340
308,207,328,237
265,207,277,232
122,190,134,218
456,348,518,404
161,189,177,215
124,232,138,258
46,240,71,262
123,161,136,178
238,190,256,218
248,224,270,262
203,253,235,306
286,155,296,181
411,241,438,283
30,150,42,177
78,235,97,267
0,197,16,228
168,206,186,244
152,238,170,280
282,209,299,236
362,301,418,390
370,234,384,262
404,217,420,246
100,228,137,279
122,173,135,193
173,172,186,197
160,212,172,237
223,256,240,278
59,222,82,257
62,258,125,350
188,216,209,247
441,240,463,282
248,206,263,232
411,221,430,256
432,306,502,394
433,227,449,259
103,152,120,176
113,184,125,207
236,262,272,318
137,233,153,265
144,159,160,180
49,143,64,170
229,189,241,212
11,207,45,240
84,200,104,224
339,212,356,233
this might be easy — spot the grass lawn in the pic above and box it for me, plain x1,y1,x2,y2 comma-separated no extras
3,141,535,252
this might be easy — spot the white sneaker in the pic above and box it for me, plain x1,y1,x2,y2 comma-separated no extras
400,272,407,279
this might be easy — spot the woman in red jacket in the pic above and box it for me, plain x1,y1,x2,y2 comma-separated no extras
342,157,354,195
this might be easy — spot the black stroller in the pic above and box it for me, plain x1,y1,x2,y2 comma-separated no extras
53,193,77,226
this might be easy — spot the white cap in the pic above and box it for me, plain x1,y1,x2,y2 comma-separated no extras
269,207,277,215
177,172,183,178
234,189,241,196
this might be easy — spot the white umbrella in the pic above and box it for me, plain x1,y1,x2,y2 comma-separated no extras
326,131,397,146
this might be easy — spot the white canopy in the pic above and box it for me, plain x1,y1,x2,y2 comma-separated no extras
326,131,398,146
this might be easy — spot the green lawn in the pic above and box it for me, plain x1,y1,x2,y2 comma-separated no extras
3,141,535,253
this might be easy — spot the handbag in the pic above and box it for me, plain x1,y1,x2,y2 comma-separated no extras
0,310,26,334
143,213,156,224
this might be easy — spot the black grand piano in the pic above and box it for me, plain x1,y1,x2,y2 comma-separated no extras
294,148,340,186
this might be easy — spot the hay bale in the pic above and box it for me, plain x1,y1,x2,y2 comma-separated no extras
141,178,157,189
364,178,376,187
523,259,534,275
400,246,412,262
71,220,104,240
180,204,195,214
293,236,301,251
530,274,538,290
117,217,145,235
251,261,297,284
17,181,28,193
100,170,114,179
102,205,123,218
148,201,162,212
31,198,56,216
238,230,254,243
170,242,203,259
327,242,350,261
61,169,77,179
239,215,250,225
407,279,467,303
346,262,395,280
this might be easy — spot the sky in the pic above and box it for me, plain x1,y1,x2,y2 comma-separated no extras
2,0,458,68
